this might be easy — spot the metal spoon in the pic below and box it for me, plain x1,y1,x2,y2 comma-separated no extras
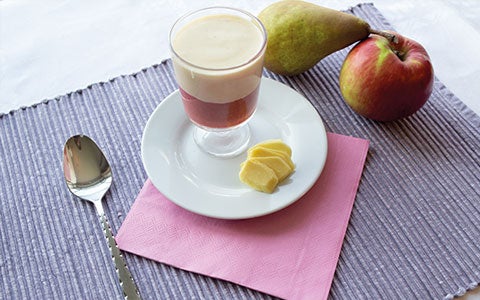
63,134,140,299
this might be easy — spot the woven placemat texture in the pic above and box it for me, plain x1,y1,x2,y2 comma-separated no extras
1,3,479,299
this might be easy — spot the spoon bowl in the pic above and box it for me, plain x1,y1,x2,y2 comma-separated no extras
64,135,112,203
63,134,140,299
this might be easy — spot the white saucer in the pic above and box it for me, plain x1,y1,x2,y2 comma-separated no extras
141,77,328,219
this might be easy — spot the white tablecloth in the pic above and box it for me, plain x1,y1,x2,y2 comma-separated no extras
1,0,479,298
1,0,479,117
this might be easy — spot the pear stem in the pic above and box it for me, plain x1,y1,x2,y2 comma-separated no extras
369,28,398,43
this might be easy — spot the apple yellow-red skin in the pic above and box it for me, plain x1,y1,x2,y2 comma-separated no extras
339,32,434,122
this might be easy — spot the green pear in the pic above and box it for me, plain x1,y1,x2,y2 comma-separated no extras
258,0,395,76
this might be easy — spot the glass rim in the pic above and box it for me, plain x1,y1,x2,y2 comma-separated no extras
169,6,267,72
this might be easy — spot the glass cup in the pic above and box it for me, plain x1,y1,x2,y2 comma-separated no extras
169,7,267,158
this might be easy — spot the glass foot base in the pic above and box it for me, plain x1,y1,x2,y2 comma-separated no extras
193,124,250,158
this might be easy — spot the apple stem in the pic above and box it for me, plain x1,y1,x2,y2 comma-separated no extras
369,28,398,43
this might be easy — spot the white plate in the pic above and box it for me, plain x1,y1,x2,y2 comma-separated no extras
141,77,328,219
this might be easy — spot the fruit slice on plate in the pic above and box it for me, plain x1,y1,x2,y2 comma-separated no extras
250,139,292,157
239,140,295,193
239,160,279,193
248,146,295,169
249,156,292,182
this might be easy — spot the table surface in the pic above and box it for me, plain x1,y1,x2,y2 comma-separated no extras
1,0,479,117
1,0,479,299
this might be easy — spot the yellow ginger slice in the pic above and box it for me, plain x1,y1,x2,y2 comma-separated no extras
239,160,278,193
239,140,295,193
249,156,292,182
251,139,292,157
248,146,295,170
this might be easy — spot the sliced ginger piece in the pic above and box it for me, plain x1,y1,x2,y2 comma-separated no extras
251,139,292,157
239,140,294,193
239,160,278,193
249,156,292,182
248,146,295,170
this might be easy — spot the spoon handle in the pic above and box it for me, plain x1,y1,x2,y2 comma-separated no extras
100,213,141,300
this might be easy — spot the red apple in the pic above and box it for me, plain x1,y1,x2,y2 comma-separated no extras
339,31,434,122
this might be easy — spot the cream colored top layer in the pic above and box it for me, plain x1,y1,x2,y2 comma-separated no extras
171,14,265,103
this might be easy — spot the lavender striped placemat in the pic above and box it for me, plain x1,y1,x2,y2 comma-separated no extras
1,3,479,299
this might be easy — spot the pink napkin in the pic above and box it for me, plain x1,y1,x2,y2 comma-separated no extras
116,132,369,299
